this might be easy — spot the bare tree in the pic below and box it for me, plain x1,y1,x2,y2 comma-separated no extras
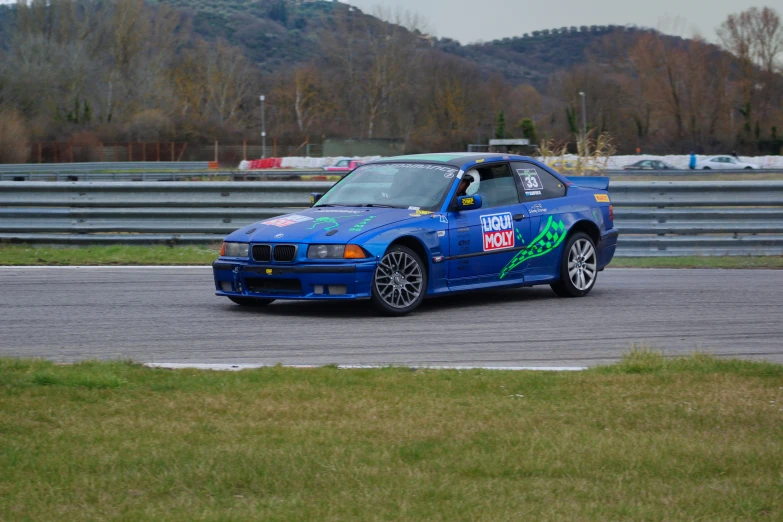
720,6,783,74
201,40,255,128
320,7,419,138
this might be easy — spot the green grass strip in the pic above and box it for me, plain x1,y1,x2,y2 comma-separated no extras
0,244,220,265
0,351,781,520
610,255,783,269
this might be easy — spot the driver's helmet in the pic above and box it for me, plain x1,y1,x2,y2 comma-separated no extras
463,169,481,195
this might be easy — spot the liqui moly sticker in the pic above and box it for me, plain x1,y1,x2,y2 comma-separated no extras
480,212,515,251
262,214,313,227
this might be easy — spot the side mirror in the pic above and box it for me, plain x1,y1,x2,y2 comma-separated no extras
457,194,482,210
310,193,323,206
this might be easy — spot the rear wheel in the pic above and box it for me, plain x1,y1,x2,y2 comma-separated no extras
371,245,427,316
551,232,598,298
228,296,275,307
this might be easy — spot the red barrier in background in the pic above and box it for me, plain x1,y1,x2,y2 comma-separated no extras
248,158,283,169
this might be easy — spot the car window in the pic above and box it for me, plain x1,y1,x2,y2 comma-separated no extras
640,161,651,167
462,163,519,208
510,162,566,202
318,163,457,210
336,160,349,167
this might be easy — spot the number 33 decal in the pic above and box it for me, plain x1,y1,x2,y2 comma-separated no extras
517,169,542,190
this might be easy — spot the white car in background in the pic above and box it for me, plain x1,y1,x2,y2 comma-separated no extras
696,155,760,170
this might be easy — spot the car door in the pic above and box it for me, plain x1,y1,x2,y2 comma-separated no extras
447,163,532,287
509,161,569,281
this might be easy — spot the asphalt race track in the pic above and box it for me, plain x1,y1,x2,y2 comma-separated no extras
0,267,781,368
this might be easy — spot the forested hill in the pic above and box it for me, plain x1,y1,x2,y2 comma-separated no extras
0,0,672,83
151,0,667,85
438,27,650,86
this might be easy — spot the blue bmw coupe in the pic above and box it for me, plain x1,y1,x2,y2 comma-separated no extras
213,153,619,315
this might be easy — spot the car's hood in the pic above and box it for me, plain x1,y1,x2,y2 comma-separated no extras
228,206,434,243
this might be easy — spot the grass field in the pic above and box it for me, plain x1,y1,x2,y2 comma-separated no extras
609,255,783,269
0,352,781,521
0,244,221,265
1,244,782,269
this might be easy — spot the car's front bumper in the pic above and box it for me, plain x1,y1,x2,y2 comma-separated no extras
213,259,378,300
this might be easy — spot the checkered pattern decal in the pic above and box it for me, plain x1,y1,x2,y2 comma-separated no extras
499,216,567,279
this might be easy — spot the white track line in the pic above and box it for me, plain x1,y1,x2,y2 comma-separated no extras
145,363,587,371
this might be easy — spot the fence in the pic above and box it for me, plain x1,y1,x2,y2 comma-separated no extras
0,162,213,177
18,142,324,165
1,181,781,256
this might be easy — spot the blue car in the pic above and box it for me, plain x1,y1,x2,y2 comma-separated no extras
213,153,619,315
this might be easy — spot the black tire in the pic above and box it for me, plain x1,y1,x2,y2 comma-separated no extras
371,245,428,316
550,232,598,298
228,296,275,307
744,166,752,170
702,166,711,170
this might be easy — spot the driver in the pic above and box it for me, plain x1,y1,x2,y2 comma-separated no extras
455,170,480,197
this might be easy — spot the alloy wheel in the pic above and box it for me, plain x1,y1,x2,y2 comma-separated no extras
567,238,597,291
374,250,423,309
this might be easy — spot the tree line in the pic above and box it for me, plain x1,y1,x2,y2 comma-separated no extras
0,0,781,163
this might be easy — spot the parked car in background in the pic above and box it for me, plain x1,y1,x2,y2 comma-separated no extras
696,156,760,170
323,159,364,172
623,160,677,170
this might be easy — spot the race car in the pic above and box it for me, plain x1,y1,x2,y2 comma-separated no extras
213,153,619,315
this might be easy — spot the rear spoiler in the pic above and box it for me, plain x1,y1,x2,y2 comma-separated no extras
565,176,610,191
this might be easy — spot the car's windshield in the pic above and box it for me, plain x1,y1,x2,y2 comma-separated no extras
315,162,458,210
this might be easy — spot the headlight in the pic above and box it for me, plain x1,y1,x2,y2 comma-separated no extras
307,244,345,259
306,244,369,259
222,242,249,257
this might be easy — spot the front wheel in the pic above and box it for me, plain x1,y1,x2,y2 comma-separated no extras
551,232,598,298
702,166,711,170
228,296,275,307
371,245,427,316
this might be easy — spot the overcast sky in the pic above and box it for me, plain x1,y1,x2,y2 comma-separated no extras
344,0,766,44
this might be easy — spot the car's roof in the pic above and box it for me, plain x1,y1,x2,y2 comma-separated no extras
374,152,537,167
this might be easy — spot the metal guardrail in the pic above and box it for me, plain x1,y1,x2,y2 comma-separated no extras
1,181,782,256
0,170,341,182
4,166,781,181
605,168,782,176
0,162,212,175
